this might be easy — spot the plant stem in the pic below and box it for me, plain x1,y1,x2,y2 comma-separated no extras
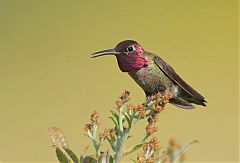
114,130,128,163
119,105,124,133
92,124,100,157
141,133,150,143
114,110,137,162
93,140,100,157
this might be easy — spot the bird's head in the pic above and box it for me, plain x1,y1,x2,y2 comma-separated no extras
92,40,149,72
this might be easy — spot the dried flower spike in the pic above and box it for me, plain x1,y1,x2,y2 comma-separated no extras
121,90,130,98
110,129,116,140
116,99,123,107
147,115,158,124
145,125,158,135
84,124,93,132
149,136,159,151
91,111,101,125
146,156,154,163
154,104,163,114
103,128,110,138
127,103,135,111
136,152,144,163
98,132,104,140
169,137,177,146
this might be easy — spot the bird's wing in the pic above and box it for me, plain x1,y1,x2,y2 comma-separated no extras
153,55,205,101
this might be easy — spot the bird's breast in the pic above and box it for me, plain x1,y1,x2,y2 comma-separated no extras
128,61,175,95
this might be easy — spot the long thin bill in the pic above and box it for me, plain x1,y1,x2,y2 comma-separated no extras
91,49,119,58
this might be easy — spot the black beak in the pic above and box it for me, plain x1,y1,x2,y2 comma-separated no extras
91,49,120,58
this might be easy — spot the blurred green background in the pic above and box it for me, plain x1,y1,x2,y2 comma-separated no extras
0,0,238,162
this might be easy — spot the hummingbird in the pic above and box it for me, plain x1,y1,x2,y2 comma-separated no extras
92,40,206,109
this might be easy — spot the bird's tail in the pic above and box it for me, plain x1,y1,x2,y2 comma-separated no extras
169,97,194,109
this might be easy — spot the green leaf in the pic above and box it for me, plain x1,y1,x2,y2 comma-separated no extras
124,144,143,156
141,133,150,143
110,111,119,121
107,138,116,151
56,147,70,163
55,147,79,163
109,117,118,128
80,155,84,163
82,156,97,163
110,110,120,127
64,147,79,163
109,156,114,163
123,113,131,128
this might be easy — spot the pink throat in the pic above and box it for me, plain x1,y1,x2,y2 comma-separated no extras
116,53,149,72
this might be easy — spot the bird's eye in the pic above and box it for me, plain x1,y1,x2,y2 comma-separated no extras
127,46,135,53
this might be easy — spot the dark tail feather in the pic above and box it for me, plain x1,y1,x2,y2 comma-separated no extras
178,89,207,107
182,94,207,106
169,98,194,109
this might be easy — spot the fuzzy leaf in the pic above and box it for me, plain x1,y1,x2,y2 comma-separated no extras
124,144,143,156
110,110,120,129
56,147,79,163
82,156,97,163
64,147,79,163
56,147,70,163
110,111,119,122
109,117,118,128
109,156,114,163
80,155,84,163
123,113,131,127
107,138,116,151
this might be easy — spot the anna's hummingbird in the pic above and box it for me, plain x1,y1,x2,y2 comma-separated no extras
92,40,206,109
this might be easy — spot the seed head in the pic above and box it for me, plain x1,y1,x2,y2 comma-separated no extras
98,132,104,140
91,111,101,125
156,92,162,101
122,90,130,98
103,128,110,138
127,103,135,111
164,92,173,99
120,91,131,102
143,143,148,152
116,99,123,107
84,124,93,132
110,129,116,140
138,104,144,110
136,152,144,163
139,110,146,117
154,105,163,114
149,136,159,150
146,156,154,163
145,125,158,135
169,137,177,146
147,115,158,124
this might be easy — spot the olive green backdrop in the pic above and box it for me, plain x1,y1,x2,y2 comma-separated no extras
0,0,238,162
